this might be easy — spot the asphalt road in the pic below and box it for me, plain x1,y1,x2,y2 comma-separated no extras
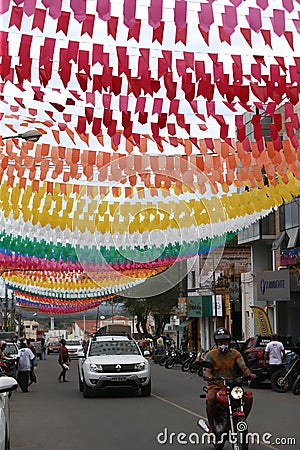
10,356,299,450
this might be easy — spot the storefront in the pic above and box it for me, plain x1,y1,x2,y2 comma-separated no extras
256,269,300,340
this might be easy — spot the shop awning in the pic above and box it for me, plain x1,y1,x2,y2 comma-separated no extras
175,318,195,331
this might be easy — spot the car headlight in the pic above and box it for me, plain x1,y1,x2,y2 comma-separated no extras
231,386,244,399
89,363,103,372
134,362,146,371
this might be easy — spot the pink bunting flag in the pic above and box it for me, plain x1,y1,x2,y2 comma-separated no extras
198,3,214,32
256,0,268,9
0,0,10,14
222,6,237,36
246,7,262,33
97,0,111,21
70,0,86,22
123,0,136,29
42,0,62,20
23,0,36,16
270,9,285,36
292,12,300,34
174,0,187,30
282,0,294,13
148,0,162,29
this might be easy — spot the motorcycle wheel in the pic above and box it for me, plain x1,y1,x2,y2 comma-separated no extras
197,366,203,377
190,361,200,373
165,358,176,369
159,356,167,367
232,419,248,450
292,378,300,395
271,370,292,393
181,360,191,372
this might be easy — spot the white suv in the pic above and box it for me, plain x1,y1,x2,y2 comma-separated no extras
65,340,83,359
78,335,151,398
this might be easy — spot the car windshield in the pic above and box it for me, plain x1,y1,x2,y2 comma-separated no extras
50,342,60,347
90,341,140,356
67,341,81,346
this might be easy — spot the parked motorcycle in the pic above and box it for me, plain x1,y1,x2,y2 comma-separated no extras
181,350,197,372
158,349,171,367
165,348,190,369
198,371,253,450
190,350,207,375
271,354,300,393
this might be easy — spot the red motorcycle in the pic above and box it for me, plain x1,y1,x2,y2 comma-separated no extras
198,372,253,450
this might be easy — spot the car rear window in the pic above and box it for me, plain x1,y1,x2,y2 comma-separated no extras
5,344,18,355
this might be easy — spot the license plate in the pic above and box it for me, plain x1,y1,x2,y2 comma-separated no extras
111,376,127,381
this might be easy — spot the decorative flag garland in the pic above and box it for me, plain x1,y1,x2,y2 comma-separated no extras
0,1,299,313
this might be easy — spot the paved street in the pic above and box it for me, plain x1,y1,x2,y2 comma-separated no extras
10,356,299,450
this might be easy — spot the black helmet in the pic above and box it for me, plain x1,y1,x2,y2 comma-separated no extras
214,327,231,342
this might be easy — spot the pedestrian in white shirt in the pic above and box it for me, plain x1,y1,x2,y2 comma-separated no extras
17,341,35,392
264,334,285,377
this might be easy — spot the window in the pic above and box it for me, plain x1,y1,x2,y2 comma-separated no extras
191,271,196,288
285,201,299,229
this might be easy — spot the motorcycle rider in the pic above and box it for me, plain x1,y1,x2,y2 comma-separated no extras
205,328,256,434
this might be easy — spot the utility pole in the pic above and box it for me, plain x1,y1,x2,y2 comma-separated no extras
95,306,100,331
3,285,8,332
10,292,15,332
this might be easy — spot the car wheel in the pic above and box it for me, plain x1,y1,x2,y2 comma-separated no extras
83,381,94,398
78,371,83,392
141,379,151,397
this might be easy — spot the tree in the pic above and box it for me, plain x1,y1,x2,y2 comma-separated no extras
122,284,180,336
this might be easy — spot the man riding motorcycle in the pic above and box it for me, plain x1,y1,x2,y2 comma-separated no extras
205,328,256,435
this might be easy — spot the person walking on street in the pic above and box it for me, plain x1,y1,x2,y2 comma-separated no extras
27,339,37,385
40,337,46,360
264,334,286,377
58,339,70,383
17,342,35,392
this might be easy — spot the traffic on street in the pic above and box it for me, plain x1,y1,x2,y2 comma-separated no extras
10,355,299,450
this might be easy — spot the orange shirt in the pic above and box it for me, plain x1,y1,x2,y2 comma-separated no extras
205,348,245,389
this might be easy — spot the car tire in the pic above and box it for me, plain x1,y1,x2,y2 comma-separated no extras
141,379,151,397
83,381,94,398
78,371,83,392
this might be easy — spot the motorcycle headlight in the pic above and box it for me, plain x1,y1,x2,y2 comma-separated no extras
89,363,103,372
231,386,244,399
134,362,146,371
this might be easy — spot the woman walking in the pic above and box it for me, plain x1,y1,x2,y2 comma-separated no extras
57,339,70,383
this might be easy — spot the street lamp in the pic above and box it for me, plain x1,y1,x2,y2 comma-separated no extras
1,129,42,142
